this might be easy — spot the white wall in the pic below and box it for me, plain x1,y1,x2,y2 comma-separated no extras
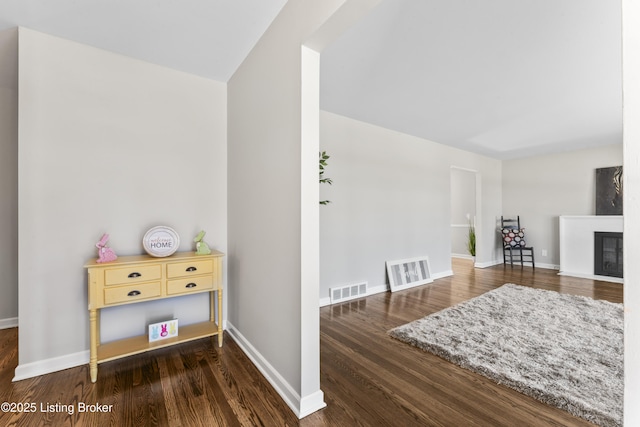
502,143,622,268
0,28,18,328
227,0,352,418
16,28,227,375
319,111,502,299
623,0,640,424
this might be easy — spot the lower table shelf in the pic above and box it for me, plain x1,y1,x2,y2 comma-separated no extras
97,320,222,363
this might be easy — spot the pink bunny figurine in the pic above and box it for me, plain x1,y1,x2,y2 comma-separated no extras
96,233,118,263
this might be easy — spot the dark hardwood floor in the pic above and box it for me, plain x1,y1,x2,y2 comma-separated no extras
0,259,622,426
307,259,622,427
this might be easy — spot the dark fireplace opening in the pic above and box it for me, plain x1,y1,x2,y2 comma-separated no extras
594,232,623,278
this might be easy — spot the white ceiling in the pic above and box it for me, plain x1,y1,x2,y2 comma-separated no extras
321,0,623,159
0,0,288,82
0,0,622,160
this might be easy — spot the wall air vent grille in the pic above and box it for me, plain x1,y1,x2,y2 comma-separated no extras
330,282,368,304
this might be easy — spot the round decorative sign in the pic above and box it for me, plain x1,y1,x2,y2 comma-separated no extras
143,226,180,257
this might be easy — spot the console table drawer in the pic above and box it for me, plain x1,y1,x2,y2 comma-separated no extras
104,265,162,285
167,259,213,278
104,282,162,305
167,275,214,296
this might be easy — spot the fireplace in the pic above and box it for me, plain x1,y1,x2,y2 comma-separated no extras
559,216,623,283
594,232,623,278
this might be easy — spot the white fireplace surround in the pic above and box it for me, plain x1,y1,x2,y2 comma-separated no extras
559,215,624,283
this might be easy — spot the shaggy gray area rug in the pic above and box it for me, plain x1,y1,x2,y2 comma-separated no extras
389,284,623,427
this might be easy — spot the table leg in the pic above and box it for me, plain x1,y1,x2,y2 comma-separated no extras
217,289,223,347
89,309,98,383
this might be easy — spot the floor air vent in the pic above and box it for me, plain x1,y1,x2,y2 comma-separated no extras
330,282,368,304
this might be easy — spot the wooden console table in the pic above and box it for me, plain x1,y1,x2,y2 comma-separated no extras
84,250,224,383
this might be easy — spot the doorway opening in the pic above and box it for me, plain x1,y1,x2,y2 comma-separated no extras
450,167,479,266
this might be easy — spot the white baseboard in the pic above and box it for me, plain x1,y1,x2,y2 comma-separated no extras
0,317,18,330
558,271,623,284
471,258,561,270
451,253,474,260
366,283,388,296
499,260,559,270
474,259,503,268
432,270,454,280
535,262,560,270
13,350,89,382
226,322,325,419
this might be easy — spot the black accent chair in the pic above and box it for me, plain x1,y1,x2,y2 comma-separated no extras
501,216,535,268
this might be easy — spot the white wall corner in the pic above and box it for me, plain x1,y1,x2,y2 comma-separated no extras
0,317,18,330
13,350,89,382
299,390,327,418
300,45,324,413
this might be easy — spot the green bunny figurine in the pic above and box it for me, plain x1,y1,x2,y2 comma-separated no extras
194,230,212,255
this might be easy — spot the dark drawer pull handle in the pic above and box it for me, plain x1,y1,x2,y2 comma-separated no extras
127,290,141,297
128,272,142,278
186,266,197,272
185,283,197,289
